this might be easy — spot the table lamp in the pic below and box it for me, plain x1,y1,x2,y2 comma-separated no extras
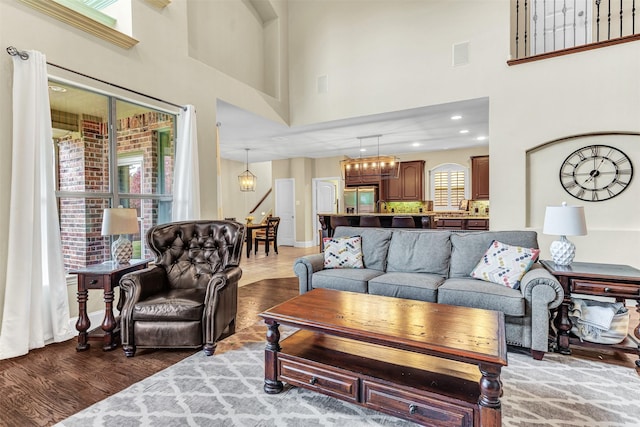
101,207,139,264
542,202,587,266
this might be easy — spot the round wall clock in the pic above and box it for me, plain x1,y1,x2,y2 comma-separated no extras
559,144,633,202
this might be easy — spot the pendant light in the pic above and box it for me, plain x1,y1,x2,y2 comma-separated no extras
340,135,400,180
238,148,257,192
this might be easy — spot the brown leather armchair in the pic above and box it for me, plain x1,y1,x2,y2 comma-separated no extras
120,220,245,357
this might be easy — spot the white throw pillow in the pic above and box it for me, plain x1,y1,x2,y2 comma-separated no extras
323,236,364,269
471,240,540,289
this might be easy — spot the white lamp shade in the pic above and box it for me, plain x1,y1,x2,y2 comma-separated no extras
101,208,139,236
542,202,587,236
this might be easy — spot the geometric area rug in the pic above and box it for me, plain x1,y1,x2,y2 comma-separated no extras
56,325,640,427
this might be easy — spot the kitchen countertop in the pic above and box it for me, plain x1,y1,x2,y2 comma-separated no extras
318,212,489,219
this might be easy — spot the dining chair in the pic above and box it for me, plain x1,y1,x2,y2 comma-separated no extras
254,216,280,255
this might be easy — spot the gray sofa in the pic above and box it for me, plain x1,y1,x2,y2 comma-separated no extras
293,226,564,359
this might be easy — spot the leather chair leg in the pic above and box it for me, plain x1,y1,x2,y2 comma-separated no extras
123,345,136,357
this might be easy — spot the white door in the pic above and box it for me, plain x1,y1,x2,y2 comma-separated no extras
275,178,295,246
313,179,338,246
530,0,592,55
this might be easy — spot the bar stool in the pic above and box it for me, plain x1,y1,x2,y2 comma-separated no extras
391,216,415,228
359,216,381,227
330,216,350,236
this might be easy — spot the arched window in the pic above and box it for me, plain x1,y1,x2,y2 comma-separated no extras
429,163,469,210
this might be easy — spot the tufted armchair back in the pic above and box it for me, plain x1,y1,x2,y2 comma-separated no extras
147,220,245,290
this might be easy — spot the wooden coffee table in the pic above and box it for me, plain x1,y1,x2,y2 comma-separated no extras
259,288,507,427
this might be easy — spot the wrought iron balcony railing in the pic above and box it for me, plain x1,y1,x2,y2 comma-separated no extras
510,0,639,64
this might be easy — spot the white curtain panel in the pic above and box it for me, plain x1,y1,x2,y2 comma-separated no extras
172,105,201,221
0,51,73,360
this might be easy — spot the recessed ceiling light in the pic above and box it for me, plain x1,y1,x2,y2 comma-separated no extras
48,85,67,93
412,142,421,147
451,115,462,120
360,148,367,152
476,136,487,141
459,129,469,134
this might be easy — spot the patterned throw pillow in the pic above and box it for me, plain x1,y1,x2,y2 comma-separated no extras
323,236,364,269
471,240,540,289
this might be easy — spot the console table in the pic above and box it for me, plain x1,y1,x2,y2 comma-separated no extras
540,260,640,368
70,259,150,351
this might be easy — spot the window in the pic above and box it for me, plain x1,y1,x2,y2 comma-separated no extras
19,0,137,49
430,164,469,211
50,80,176,270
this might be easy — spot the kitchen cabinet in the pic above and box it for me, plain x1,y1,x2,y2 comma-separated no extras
385,160,425,201
466,218,489,230
434,217,489,230
344,167,381,186
471,156,489,200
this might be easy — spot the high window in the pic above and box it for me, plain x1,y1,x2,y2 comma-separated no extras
430,164,469,211
49,80,176,270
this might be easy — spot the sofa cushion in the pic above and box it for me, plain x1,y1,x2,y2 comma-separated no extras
471,240,540,289
449,231,539,278
312,268,384,293
437,277,525,316
386,230,451,276
368,272,445,303
323,236,364,269
333,226,393,271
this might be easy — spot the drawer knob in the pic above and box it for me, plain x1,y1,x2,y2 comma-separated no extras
309,376,318,385
409,404,418,415
604,287,612,293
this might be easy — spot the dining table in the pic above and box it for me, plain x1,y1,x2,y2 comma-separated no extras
245,223,268,257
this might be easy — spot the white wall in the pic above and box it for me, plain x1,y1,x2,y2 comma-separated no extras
287,1,640,267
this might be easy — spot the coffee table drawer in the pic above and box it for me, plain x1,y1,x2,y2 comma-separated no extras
362,380,475,427
278,356,359,403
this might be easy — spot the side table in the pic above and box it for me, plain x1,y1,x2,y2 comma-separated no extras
70,259,151,351
540,260,640,368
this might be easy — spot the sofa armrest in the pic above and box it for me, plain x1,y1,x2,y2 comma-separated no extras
520,264,564,308
520,263,564,355
293,253,325,294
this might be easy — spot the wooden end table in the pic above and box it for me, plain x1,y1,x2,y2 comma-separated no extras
259,288,507,427
540,260,640,368
70,259,151,352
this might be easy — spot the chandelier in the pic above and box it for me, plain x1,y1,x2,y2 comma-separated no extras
340,135,400,180
238,148,257,192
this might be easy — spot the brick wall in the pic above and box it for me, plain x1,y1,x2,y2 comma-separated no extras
58,111,174,270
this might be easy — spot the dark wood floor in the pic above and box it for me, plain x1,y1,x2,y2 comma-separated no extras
0,277,299,427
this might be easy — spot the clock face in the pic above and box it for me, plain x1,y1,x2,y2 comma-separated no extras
559,145,633,202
